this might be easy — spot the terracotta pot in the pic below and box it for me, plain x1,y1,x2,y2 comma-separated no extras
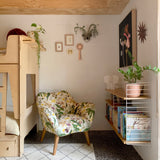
126,83,142,98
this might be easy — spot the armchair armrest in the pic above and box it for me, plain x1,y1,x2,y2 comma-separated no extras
38,106,59,131
76,102,95,123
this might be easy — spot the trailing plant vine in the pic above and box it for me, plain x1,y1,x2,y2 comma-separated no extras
31,23,46,65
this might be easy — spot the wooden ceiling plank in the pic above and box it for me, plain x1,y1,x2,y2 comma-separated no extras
0,0,129,15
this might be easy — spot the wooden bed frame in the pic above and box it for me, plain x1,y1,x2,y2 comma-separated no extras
0,35,39,157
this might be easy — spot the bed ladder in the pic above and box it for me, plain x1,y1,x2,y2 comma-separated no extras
0,73,7,136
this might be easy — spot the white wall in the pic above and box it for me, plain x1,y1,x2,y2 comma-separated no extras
158,1,160,160
0,15,119,130
120,0,158,160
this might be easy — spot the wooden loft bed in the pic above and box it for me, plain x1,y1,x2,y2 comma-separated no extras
0,35,39,157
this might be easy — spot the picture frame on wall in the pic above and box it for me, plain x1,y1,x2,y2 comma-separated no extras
65,34,74,46
67,48,73,55
119,9,137,67
55,42,63,52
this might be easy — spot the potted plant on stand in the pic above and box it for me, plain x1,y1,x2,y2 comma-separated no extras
118,62,160,97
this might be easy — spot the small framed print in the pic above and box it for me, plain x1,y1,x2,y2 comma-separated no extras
55,42,63,52
67,48,73,55
65,34,74,46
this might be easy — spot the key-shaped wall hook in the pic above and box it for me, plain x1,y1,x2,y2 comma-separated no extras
77,43,83,60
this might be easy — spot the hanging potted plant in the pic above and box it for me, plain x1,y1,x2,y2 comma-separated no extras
27,23,46,66
118,62,160,97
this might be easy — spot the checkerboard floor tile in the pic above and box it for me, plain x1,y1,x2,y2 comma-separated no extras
0,144,96,160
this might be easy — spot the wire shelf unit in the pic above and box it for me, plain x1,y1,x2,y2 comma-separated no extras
105,82,151,145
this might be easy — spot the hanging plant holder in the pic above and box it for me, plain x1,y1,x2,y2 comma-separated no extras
74,24,98,42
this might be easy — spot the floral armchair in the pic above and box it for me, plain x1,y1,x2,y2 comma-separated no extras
36,90,95,155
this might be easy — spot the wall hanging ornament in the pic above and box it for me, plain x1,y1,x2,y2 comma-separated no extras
74,24,98,42
77,43,83,60
137,22,147,43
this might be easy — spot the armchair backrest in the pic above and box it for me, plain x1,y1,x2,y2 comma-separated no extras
37,91,76,118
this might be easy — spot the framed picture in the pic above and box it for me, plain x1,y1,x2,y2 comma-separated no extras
65,34,74,46
67,48,73,55
119,9,137,67
55,42,63,52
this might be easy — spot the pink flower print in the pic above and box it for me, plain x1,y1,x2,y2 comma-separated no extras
123,32,131,48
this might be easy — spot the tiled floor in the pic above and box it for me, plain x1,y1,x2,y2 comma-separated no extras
0,130,143,160
0,144,95,160
25,130,143,160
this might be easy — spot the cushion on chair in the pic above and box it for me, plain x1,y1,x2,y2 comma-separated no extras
56,114,91,137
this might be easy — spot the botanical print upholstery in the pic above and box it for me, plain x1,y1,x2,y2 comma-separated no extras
37,91,95,137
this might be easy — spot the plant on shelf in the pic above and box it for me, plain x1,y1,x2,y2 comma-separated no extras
27,23,46,65
118,56,160,97
118,62,160,83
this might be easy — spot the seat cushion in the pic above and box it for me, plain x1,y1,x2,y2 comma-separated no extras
56,114,91,137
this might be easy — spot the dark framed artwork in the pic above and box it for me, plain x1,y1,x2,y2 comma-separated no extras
119,9,137,67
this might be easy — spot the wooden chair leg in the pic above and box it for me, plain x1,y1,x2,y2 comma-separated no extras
84,131,90,146
40,128,46,142
53,135,59,155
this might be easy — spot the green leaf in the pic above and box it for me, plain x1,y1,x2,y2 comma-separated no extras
72,124,79,131
153,67,157,71
71,120,81,127
55,104,64,110
46,122,52,129
53,117,56,124
87,108,95,118
56,109,63,115
46,93,50,99
31,23,37,27
128,50,133,60
61,90,68,94
83,128,90,132
59,134,66,137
